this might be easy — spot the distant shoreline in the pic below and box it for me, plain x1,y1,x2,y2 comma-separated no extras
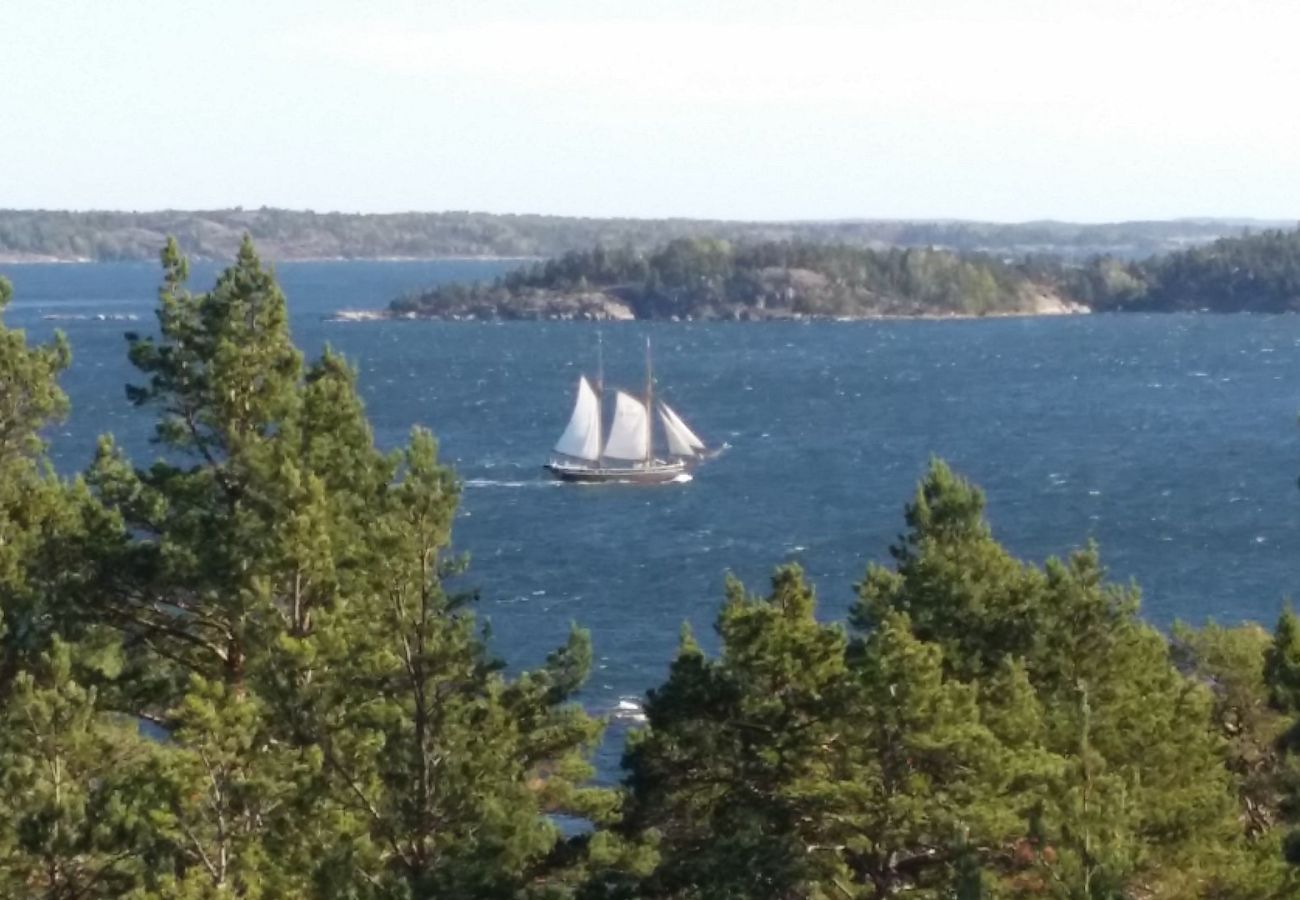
327,306,1092,324
0,254,538,265
0,208,1278,266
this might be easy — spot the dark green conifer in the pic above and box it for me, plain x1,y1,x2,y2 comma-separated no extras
276,429,620,897
622,566,850,897
0,274,85,695
1265,606,1300,715
852,459,1047,682
623,565,1029,898
853,460,1245,897
0,641,165,898
83,238,616,897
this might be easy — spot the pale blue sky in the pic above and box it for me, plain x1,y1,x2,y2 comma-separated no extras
3,0,1297,221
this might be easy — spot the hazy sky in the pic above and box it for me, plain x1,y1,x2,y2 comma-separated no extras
3,0,1298,221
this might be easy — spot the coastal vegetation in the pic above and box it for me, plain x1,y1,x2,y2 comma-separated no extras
1058,227,1300,312
6,239,1300,897
0,208,1269,263
11,206,1300,318
390,239,1076,320
393,226,1300,320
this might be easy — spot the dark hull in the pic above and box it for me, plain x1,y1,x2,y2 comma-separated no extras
544,462,687,484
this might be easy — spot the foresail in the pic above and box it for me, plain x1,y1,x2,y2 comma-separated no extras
603,391,650,461
660,402,706,451
659,409,697,457
553,376,602,461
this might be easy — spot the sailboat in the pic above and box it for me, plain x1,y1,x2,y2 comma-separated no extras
545,339,716,484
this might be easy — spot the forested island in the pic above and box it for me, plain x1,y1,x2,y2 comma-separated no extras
1060,227,1300,312
391,227,1300,320
0,207,1276,263
389,239,1085,320
10,207,1300,318
5,239,1300,896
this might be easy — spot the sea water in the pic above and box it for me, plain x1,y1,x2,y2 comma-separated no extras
6,259,1300,778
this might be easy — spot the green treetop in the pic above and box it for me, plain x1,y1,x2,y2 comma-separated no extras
81,237,617,897
0,640,171,899
1265,606,1300,716
0,275,73,692
852,459,1256,897
621,565,1034,898
851,459,1048,683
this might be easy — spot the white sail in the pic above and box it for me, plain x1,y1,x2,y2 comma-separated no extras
659,409,698,457
660,402,706,451
603,391,651,461
553,376,602,461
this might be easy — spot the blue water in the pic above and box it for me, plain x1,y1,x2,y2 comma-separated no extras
6,260,1300,778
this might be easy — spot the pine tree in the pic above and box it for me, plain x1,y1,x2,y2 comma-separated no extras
87,236,311,696
0,273,85,695
852,460,1244,897
622,566,852,897
1264,606,1300,875
0,640,167,899
1265,606,1300,715
623,565,1032,898
833,611,1033,897
1174,621,1287,837
82,238,616,897
1170,619,1299,897
136,675,321,898
0,274,181,897
851,459,1047,683
273,430,619,897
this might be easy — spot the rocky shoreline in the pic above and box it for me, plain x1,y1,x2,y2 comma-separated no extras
328,295,1090,323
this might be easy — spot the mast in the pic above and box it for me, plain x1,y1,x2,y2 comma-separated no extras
644,336,653,464
596,330,604,467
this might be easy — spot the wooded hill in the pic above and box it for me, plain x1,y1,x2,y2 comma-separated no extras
394,227,1300,320
391,239,1077,319
0,207,1275,262
4,241,1300,896
1057,227,1300,312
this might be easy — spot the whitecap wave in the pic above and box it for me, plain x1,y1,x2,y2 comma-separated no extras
610,697,648,723
463,479,557,488
41,312,140,322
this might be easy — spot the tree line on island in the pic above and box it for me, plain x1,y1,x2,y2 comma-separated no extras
391,226,1300,320
1053,227,1300,312
7,239,1300,897
390,240,1068,320
0,208,1267,264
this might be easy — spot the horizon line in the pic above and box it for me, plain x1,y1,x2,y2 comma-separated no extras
1,207,1297,229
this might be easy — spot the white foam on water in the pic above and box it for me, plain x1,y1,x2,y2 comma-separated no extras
463,479,557,488
611,697,648,723
670,473,694,484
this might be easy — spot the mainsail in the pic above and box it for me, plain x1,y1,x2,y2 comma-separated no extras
553,376,602,461
659,402,706,453
603,391,651,461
